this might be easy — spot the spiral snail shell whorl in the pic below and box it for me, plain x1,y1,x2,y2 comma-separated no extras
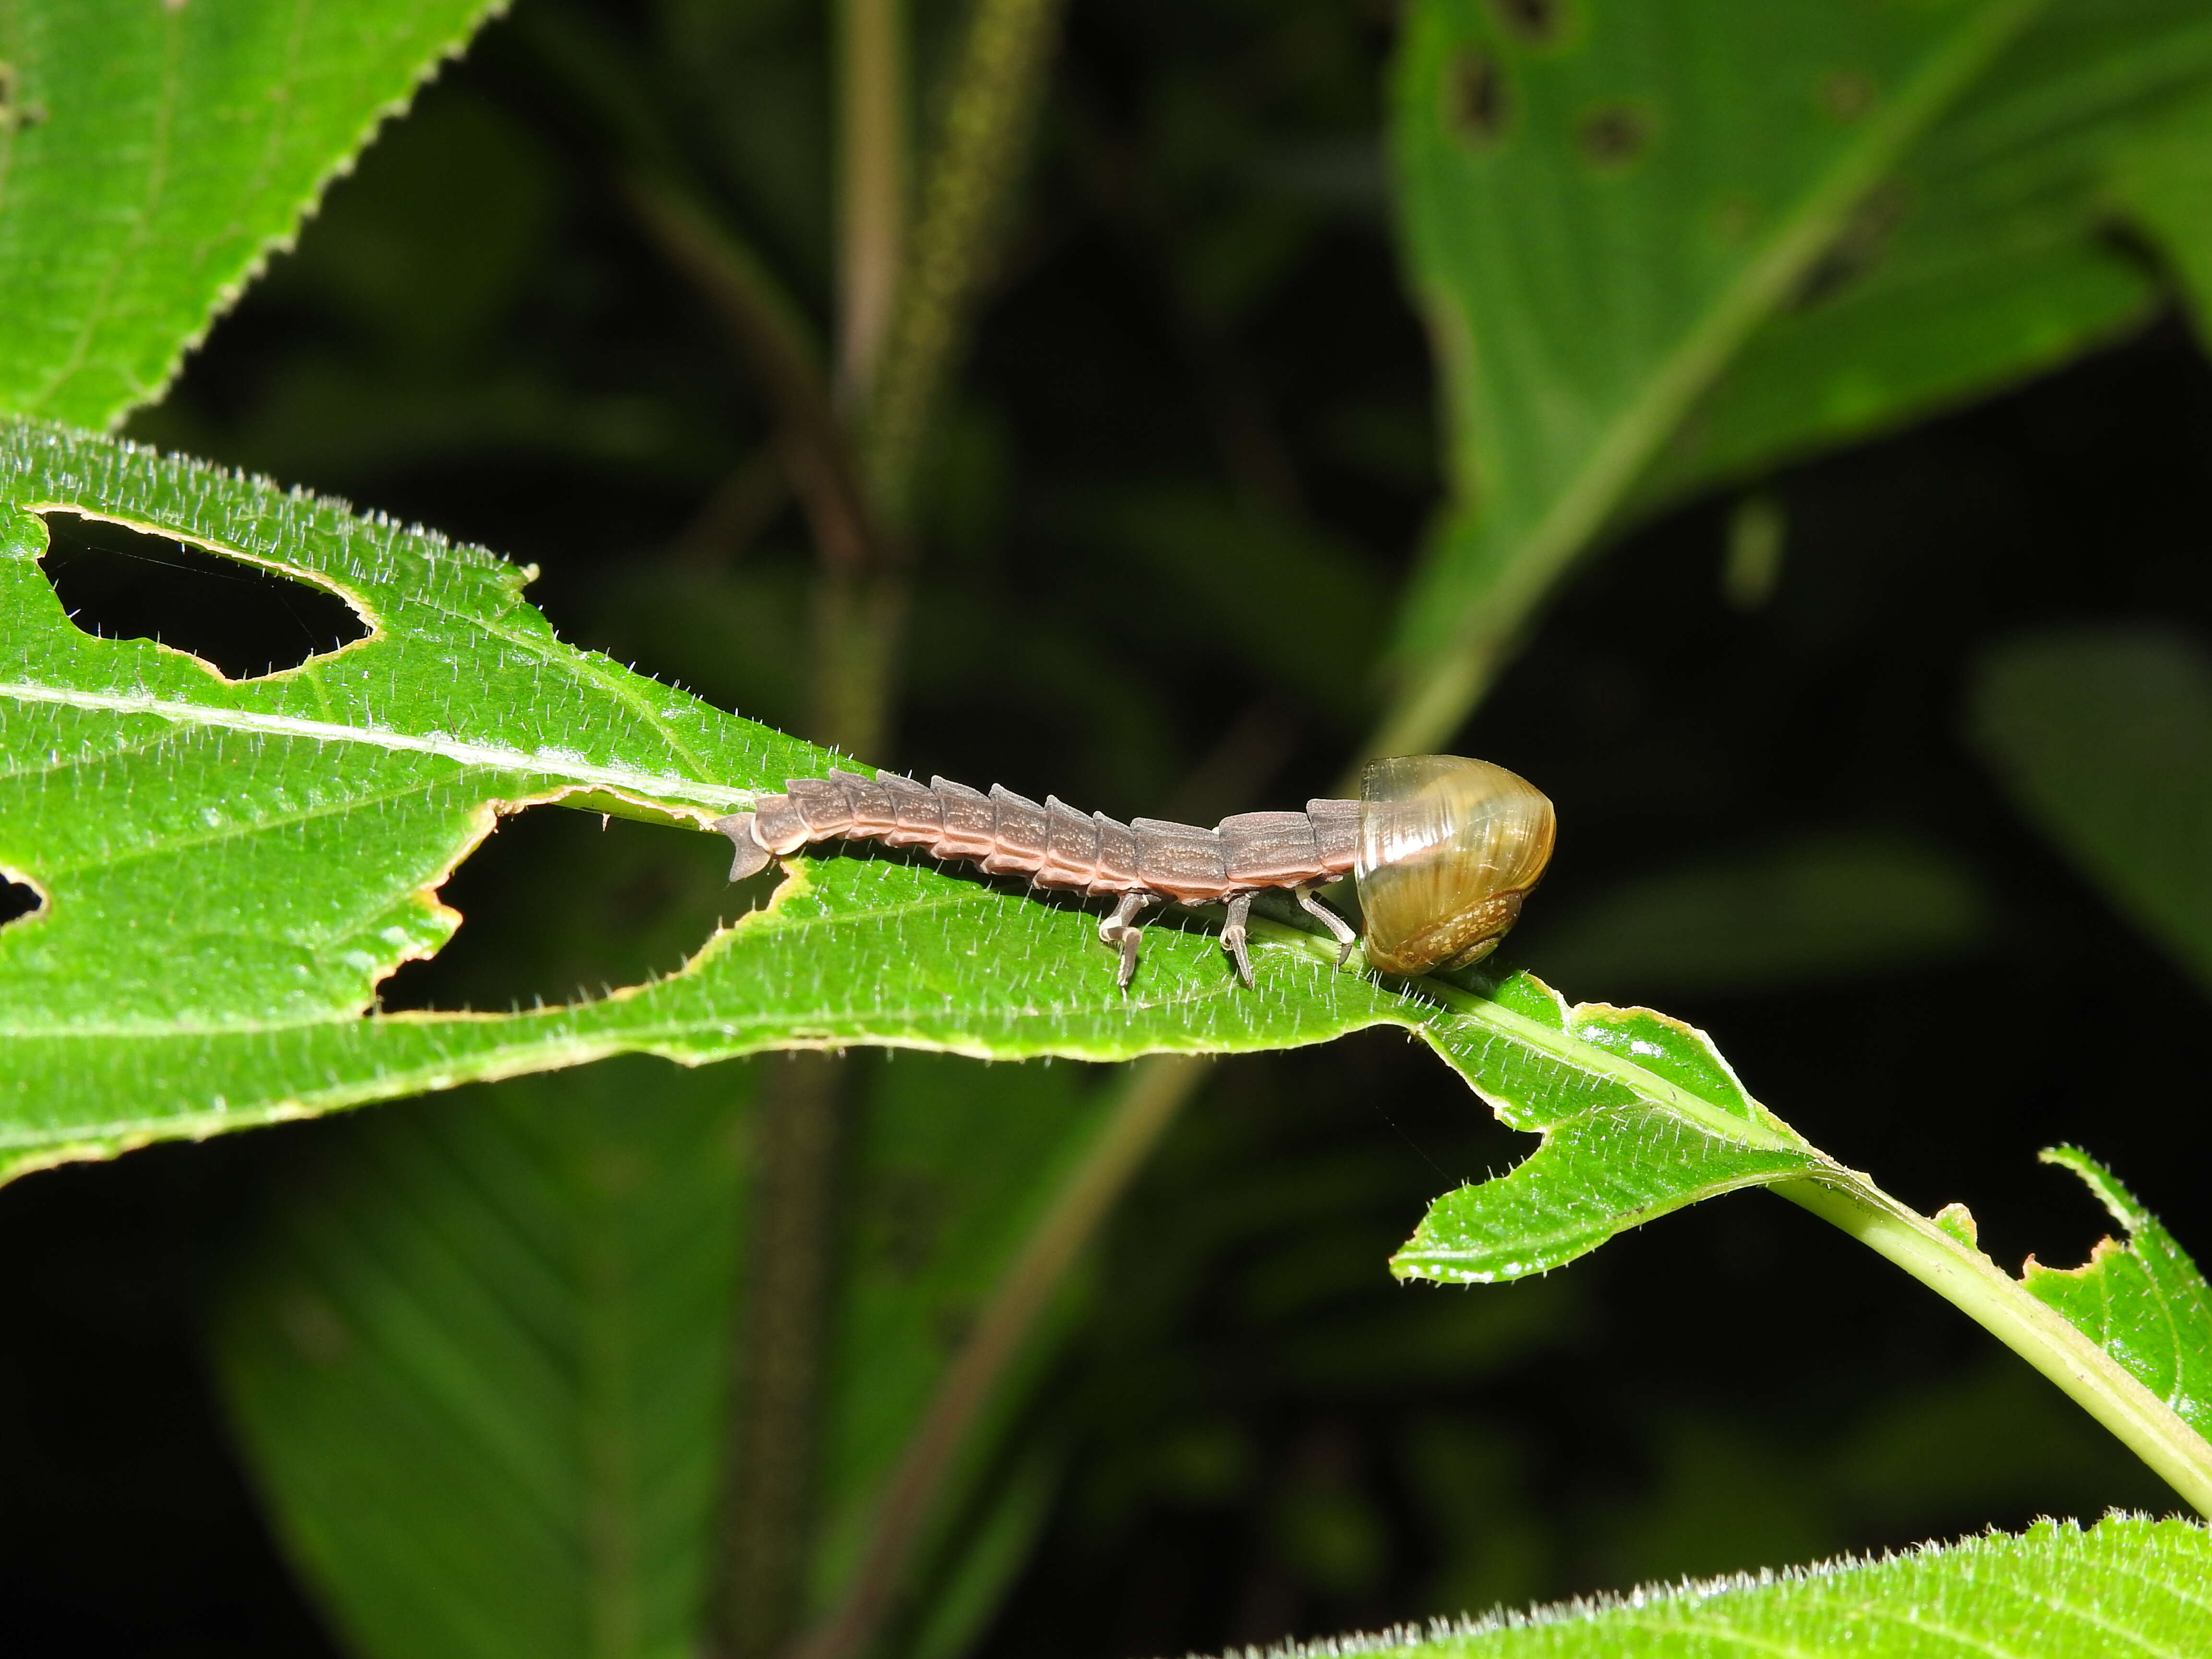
1354,755,1555,975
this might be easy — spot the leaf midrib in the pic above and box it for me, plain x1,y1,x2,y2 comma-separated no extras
0,677,752,809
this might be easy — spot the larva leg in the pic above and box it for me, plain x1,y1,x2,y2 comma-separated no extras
1099,889,1160,989
1294,883,1358,968
1221,892,1255,988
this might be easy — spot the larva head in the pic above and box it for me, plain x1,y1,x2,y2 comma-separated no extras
1354,755,1554,975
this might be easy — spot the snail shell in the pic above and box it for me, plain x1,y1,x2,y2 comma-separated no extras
1355,755,1555,975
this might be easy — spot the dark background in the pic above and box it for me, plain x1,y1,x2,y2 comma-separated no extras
4,0,2207,1652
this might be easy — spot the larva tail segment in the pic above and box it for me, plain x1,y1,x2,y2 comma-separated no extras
714,812,773,880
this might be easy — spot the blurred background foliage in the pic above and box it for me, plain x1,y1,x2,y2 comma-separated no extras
9,0,2212,1653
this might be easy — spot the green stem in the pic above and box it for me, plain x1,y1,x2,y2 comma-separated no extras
838,0,908,407
1253,918,2212,1511
786,1055,1210,1659
1780,1176,2212,1517
863,0,1068,531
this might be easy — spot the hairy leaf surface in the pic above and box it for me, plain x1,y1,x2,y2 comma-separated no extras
0,421,1744,1182
1262,1516,2210,1659
0,0,508,429
1392,975,1825,1283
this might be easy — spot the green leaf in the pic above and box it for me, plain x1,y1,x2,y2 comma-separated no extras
0,0,507,429
0,420,1436,1172
218,1050,1114,1659
1383,0,2044,722
1966,625,2212,994
216,1058,747,1659
1393,962,2212,1506
1378,0,2212,751
1255,1516,2211,1658
1393,974,1825,1282
2111,81,2212,342
1635,0,2212,510
2027,1147,2212,1438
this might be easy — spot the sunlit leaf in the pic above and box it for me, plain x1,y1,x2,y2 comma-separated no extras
1253,1515,2210,1659
2027,1147,2212,1436
0,0,506,429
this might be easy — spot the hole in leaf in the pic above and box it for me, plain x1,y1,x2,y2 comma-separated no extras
38,512,370,680
376,805,766,1014
1447,49,1510,144
1488,0,1564,44
1576,101,1652,168
0,873,44,928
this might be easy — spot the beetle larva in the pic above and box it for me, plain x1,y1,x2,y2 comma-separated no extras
714,755,1553,987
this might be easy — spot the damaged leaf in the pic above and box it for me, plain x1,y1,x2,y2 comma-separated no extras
2027,1147,2212,1435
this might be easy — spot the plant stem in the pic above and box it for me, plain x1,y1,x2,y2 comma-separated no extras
1779,1176,2212,1517
718,1052,850,1659
786,1055,1210,1659
623,174,885,582
863,0,1067,531
838,0,908,408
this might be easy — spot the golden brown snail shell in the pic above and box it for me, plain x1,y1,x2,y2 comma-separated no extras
1355,755,1555,975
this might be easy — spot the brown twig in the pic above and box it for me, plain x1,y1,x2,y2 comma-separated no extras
838,0,909,408
622,174,888,583
716,1053,849,1659
783,1055,1211,1659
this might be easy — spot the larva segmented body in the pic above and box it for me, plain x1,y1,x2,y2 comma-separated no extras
715,755,1556,988
716,768,1363,986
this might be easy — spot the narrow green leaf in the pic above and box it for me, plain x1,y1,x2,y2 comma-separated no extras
0,0,507,429
1251,1516,2211,1659
1393,964,2212,1506
2027,1148,2212,1438
1967,625,2212,994
1394,974,1825,1283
